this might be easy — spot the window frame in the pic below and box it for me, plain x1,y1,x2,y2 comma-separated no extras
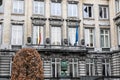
67,3,78,17
11,24,23,45
118,26,120,45
99,5,109,19
12,0,24,14
0,24,2,44
100,29,110,48
50,26,62,45
84,28,95,47
33,0,45,15
83,4,94,19
50,2,62,17
32,25,45,45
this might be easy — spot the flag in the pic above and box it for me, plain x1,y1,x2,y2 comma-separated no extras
37,28,41,44
75,23,78,44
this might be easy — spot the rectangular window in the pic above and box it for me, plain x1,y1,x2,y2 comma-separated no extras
51,26,61,45
0,0,3,13
68,4,78,17
102,59,111,76
51,2,61,16
99,6,109,19
68,58,78,77
86,59,95,76
68,27,79,46
115,0,120,13
51,58,61,77
33,0,44,15
118,26,120,45
12,0,24,14
100,29,110,48
0,25,2,44
85,28,94,47
83,5,93,18
11,25,23,45
33,26,44,45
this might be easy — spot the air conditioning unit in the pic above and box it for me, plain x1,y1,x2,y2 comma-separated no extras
0,44,11,49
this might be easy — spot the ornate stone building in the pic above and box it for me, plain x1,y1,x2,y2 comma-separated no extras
0,0,120,80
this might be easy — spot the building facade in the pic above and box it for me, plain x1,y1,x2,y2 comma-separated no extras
0,0,120,79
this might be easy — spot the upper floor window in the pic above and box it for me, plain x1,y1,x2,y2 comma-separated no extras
118,26,120,45
68,3,78,17
0,24,2,44
12,0,24,14
11,25,23,45
102,59,111,76
100,29,110,48
115,0,120,13
84,28,95,47
68,25,79,46
83,4,93,18
51,2,61,16
0,0,3,13
51,26,61,45
99,6,109,19
33,0,44,15
32,26,44,45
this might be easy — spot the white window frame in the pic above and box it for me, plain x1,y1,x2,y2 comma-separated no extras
51,58,61,77
100,29,110,48
83,4,93,18
86,59,95,76
99,6,109,19
84,28,95,47
68,58,78,77
102,59,111,76
51,26,61,45
11,25,23,45
68,3,78,17
118,26,120,45
32,26,44,45
12,0,24,14
33,0,44,15
115,0,120,13
68,26,79,46
51,2,61,16
0,24,2,44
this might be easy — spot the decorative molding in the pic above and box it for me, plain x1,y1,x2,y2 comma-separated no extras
51,0,62,3
11,20,24,25
67,0,79,4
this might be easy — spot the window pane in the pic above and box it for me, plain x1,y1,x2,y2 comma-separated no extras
101,35,104,47
104,7,107,18
68,4,77,17
89,6,92,17
84,6,88,18
11,25,23,45
13,0,24,14
51,3,61,16
51,27,61,45
0,25,2,44
68,27,76,46
99,7,102,18
105,35,109,47
33,26,44,45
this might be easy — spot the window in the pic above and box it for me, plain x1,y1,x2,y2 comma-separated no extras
51,58,61,77
32,26,44,45
115,0,120,13
0,25,2,44
68,3,78,17
102,59,111,76
12,0,24,14
86,59,95,76
68,58,78,77
51,2,61,16
100,29,110,48
51,26,61,45
0,0,3,13
33,0,44,15
68,27,79,46
118,26,120,45
83,5,93,18
11,25,23,45
85,28,94,47
99,6,109,19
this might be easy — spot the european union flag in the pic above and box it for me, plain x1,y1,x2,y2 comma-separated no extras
75,23,78,45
